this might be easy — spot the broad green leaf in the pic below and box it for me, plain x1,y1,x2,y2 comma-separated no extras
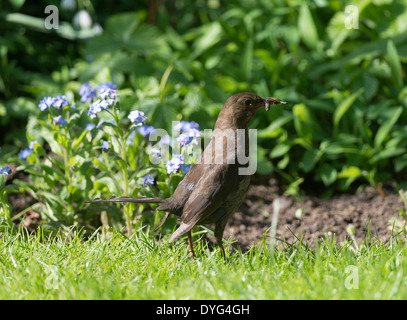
337,166,361,179
370,147,405,163
270,142,292,158
333,88,364,134
258,114,293,138
192,22,222,58
53,132,70,149
242,36,253,81
95,177,120,195
3,185,19,192
301,149,321,173
292,103,317,144
374,106,403,148
298,5,319,51
72,130,88,153
316,164,337,186
387,40,403,89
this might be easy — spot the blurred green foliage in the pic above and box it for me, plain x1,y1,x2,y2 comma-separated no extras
2,0,407,196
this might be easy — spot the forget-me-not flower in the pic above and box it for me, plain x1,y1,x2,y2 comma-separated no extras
143,174,155,187
166,154,184,175
0,166,11,175
19,148,32,160
128,110,147,126
53,115,67,127
101,140,111,152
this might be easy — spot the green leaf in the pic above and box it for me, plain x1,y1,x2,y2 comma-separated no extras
95,177,120,195
374,106,403,148
53,132,69,149
72,130,88,153
370,147,405,163
337,166,361,179
270,142,292,158
333,88,364,134
3,185,19,192
298,5,319,51
301,149,321,173
292,103,317,144
316,164,337,186
387,40,403,89
192,22,222,58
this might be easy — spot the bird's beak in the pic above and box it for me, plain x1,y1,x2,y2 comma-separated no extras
263,97,286,111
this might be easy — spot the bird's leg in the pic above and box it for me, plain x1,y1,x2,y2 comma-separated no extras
214,220,227,260
216,236,226,259
187,231,196,258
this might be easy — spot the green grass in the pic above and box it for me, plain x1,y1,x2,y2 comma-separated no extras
1,227,407,300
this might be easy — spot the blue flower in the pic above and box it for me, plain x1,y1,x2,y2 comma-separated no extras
136,125,155,137
53,115,67,127
159,135,172,145
166,154,184,174
84,123,96,131
177,132,193,147
175,122,201,147
150,148,162,158
97,82,117,91
79,82,92,97
88,100,103,119
93,157,104,169
143,174,155,187
174,121,199,132
39,97,54,111
19,148,32,160
101,140,111,152
0,166,11,175
53,95,70,109
39,96,73,111
128,110,147,126
79,83,97,103
29,141,38,150
181,164,192,174
98,88,119,101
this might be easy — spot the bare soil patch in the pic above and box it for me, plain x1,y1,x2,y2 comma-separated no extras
224,176,404,250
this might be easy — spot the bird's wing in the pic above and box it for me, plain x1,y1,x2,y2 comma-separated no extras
168,163,238,242
158,159,203,214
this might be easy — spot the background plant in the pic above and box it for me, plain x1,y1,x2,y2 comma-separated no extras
1,0,407,230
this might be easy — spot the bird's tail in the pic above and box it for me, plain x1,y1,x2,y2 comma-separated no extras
86,196,170,232
86,196,165,204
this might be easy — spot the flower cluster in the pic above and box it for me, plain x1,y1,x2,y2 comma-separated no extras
39,95,73,111
175,121,201,147
177,128,201,147
166,154,184,174
79,82,119,119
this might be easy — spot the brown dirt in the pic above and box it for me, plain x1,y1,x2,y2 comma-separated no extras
223,176,405,250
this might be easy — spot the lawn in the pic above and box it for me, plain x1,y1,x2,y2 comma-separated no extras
1,227,406,300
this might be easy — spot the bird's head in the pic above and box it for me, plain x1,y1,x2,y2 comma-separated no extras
217,92,286,129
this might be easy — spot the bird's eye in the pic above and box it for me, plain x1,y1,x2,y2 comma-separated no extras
244,99,252,105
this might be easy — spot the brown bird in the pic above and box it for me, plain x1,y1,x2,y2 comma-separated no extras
87,93,286,257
